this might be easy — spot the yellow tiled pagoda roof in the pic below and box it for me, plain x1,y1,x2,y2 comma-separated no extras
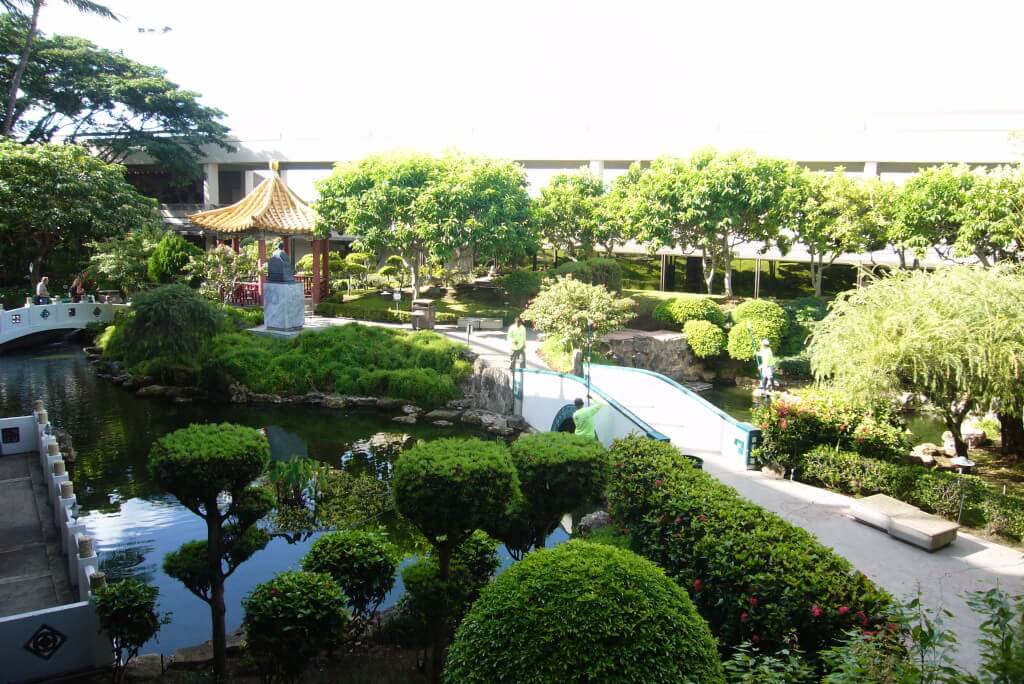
189,171,316,235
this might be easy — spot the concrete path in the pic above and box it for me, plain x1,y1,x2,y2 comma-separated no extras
0,452,73,618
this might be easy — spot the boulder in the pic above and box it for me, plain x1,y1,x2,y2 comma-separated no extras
907,443,940,467
445,398,474,410
375,397,406,411
249,393,283,404
392,415,417,425
961,424,989,448
228,383,251,403
432,420,454,427
760,464,786,479
348,396,379,408
367,432,414,451
461,409,505,429
173,396,193,404
401,404,422,415
505,414,530,432
302,392,325,405
124,653,166,680
121,377,140,391
424,409,462,421
82,346,102,357
136,385,171,398
170,641,212,669
321,394,349,409
577,510,612,536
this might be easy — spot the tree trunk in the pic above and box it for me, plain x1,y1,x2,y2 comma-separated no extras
404,251,421,296
3,0,42,137
701,251,716,294
206,509,227,680
999,406,1024,461
721,247,733,297
944,403,971,458
768,260,776,281
811,254,824,297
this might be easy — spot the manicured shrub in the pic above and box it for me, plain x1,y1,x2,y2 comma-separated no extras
243,570,349,683
554,257,623,291
92,579,169,684
983,492,1024,541
301,529,400,625
147,231,202,284
732,298,788,329
523,277,634,352
727,316,785,361
776,354,812,380
444,541,726,684
653,294,727,328
497,270,542,304
798,446,987,525
684,319,727,358
780,296,828,356
494,432,609,555
606,436,892,658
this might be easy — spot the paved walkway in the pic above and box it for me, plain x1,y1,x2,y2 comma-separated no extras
0,451,73,618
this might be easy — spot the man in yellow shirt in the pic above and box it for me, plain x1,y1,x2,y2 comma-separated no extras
507,317,527,370
572,397,603,440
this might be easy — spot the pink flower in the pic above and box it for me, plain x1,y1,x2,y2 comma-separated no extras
856,610,868,627
751,633,761,644
748,596,759,608
693,579,703,592
740,611,750,622
838,605,849,616
810,605,823,618
654,479,663,488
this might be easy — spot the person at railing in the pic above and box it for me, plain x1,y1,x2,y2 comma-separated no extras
573,396,604,441
33,276,51,305
70,275,86,303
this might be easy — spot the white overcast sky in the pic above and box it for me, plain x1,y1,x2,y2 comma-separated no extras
37,0,1024,147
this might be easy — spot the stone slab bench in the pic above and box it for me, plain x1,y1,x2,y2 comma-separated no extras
850,494,958,551
456,317,504,330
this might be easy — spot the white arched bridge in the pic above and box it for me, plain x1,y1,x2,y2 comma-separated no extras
0,302,121,352
514,364,760,470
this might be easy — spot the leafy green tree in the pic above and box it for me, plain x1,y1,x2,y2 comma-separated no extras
87,224,166,295
793,170,885,296
955,166,1024,267
0,14,232,181
808,266,1024,457
532,169,605,259
392,437,517,683
92,578,170,684
147,231,201,284
314,152,533,294
522,276,634,354
150,423,273,680
0,140,159,285
894,164,975,265
184,243,258,304
1,0,115,137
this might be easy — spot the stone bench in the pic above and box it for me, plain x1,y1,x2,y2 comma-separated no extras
850,494,958,551
456,317,504,330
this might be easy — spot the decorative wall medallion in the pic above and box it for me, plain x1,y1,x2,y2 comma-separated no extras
39,308,50,319
11,314,20,324
68,307,76,317
24,624,66,660
92,307,102,317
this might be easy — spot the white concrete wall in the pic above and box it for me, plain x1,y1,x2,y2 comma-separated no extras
0,415,36,456
0,303,120,349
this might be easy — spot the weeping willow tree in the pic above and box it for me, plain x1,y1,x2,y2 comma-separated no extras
808,266,1024,458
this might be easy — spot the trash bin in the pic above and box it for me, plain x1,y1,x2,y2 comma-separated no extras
411,298,436,330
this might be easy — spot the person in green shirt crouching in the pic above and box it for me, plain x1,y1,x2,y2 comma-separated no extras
572,396,603,441
507,317,527,370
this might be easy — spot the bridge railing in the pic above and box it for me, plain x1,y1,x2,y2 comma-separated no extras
0,302,119,347
584,364,761,470
515,368,668,447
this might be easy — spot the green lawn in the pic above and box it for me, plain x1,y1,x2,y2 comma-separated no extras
337,286,522,323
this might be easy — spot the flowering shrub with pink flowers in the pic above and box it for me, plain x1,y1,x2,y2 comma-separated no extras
752,388,911,471
606,436,892,659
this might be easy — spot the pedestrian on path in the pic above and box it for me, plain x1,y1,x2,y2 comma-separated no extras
507,316,527,370
572,396,603,440
757,338,776,391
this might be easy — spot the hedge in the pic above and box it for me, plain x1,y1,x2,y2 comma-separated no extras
314,302,459,325
444,541,725,684
606,436,892,658
554,257,623,291
799,445,1021,534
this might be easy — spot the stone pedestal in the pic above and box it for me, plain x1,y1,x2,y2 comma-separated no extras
263,281,304,332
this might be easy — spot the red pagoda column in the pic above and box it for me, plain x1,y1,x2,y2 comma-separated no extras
311,239,322,306
257,238,267,303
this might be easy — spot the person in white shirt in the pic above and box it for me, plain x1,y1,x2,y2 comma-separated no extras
34,276,50,304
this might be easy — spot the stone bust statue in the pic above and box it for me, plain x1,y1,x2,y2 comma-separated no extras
267,242,294,283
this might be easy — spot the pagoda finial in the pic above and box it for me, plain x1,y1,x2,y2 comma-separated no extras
269,159,280,173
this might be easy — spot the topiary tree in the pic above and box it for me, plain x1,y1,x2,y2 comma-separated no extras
653,295,727,328
301,529,400,635
728,299,789,362
243,570,349,684
492,432,609,557
150,423,273,679
146,231,202,284
684,320,727,359
732,299,788,330
522,276,634,355
444,541,726,683
92,578,170,684
392,437,517,683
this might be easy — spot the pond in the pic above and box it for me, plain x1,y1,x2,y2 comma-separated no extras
0,346,568,656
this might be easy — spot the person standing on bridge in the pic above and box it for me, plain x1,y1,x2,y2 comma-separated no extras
507,316,527,370
34,276,50,305
573,396,603,441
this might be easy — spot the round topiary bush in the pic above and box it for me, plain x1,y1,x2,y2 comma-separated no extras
443,541,725,683
653,295,727,328
727,317,786,361
147,231,202,284
501,432,609,553
731,298,788,330
301,529,400,622
683,319,727,358
243,570,349,683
